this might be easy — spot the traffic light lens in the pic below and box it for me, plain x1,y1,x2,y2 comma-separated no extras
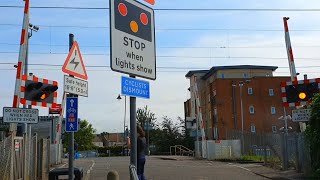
140,13,148,25
40,92,50,100
130,21,138,33
299,92,306,100
118,3,127,16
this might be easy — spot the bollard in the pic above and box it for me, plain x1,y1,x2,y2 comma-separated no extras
107,170,119,180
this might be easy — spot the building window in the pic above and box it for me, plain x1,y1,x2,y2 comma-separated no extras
208,94,211,103
248,87,253,95
214,108,217,115
243,72,248,78
249,105,255,114
213,90,217,96
251,124,256,133
269,89,274,96
221,73,225,78
271,107,276,114
272,126,277,133
209,110,212,119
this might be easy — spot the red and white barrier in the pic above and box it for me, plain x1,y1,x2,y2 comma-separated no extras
12,0,30,108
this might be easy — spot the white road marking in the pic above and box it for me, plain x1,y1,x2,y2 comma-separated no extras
85,160,95,180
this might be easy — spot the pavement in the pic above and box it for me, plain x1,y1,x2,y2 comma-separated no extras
49,156,310,180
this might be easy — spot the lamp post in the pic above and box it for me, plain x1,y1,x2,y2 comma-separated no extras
117,94,127,156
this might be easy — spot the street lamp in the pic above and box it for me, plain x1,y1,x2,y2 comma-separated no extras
117,94,127,156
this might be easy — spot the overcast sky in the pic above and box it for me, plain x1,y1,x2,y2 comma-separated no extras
1,0,320,133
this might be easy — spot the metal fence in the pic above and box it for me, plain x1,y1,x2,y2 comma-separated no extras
0,134,58,180
226,130,312,173
0,135,12,180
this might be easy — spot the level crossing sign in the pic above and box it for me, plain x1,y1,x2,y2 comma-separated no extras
110,0,156,80
65,97,79,132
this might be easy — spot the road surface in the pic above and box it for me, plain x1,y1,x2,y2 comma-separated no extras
71,156,269,180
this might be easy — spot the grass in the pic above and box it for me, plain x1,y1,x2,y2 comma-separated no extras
241,155,265,162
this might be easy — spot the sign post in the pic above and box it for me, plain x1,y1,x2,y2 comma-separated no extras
62,33,88,180
110,0,156,172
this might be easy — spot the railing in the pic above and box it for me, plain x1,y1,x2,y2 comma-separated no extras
170,145,194,156
129,164,139,180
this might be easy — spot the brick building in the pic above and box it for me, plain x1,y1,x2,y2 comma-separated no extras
184,65,299,140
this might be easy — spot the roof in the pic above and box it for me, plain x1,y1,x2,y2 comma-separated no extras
202,65,278,80
185,70,209,78
93,134,103,142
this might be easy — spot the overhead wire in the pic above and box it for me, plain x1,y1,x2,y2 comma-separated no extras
2,42,320,48
0,62,319,70
2,23,320,32
2,6,320,11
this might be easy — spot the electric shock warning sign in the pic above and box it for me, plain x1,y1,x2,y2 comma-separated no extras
110,0,156,80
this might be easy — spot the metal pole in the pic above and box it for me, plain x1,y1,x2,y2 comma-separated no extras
147,119,150,155
130,76,137,170
239,83,245,154
123,96,126,156
282,107,288,170
68,33,75,180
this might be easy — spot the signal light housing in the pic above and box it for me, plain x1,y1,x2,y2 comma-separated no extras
20,75,59,108
281,79,320,107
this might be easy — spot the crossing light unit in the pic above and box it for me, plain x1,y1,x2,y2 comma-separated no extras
20,75,59,108
281,78,320,107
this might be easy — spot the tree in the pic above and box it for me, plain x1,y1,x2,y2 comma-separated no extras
177,116,194,150
151,116,181,153
136,105,157,129
63,119,96,151
306,94,320,178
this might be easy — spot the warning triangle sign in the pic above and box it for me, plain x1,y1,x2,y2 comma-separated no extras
62,41,88,80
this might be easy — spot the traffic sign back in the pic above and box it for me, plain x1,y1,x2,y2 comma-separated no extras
62,41,88,80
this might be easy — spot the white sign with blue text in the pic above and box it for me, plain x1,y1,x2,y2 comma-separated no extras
121,76,150,99
65,97,78,132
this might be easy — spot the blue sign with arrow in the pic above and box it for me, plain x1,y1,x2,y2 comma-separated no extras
65,97,78,132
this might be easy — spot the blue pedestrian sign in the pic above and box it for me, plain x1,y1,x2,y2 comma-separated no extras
121,76,150,99
65,97,78,132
